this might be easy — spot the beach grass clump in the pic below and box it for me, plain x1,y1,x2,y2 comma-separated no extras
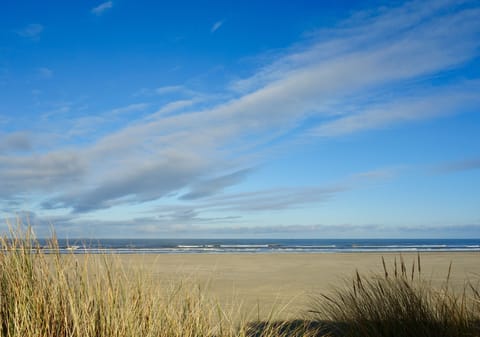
0,226,238,337
2,224,480,337
0,225,320,337
309,255,480,337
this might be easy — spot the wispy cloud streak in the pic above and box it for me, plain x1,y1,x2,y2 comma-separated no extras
435,157,480,173
1,0,479,223
16,24,43,39
211,20,224,33
91,1,113,15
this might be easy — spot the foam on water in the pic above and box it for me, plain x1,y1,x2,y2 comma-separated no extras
28,238,480,254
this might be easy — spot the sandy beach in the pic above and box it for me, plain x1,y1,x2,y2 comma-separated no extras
114,252,480,319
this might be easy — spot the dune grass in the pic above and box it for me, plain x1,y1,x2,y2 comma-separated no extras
309,255,480,337
0,226,319,337
0,227,242,337
0,224,479,337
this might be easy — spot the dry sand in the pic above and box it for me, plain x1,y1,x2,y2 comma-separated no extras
116,252,480,319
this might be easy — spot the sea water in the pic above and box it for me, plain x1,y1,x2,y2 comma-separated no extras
34,238,480,254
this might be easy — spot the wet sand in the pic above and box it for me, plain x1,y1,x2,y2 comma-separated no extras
116,252,480,319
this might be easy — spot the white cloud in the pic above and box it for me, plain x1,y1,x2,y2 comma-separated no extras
231,1,480,94
2,0,479,219
44,151,209,213
37,67,53,79
0,132,32,154
0,116,10,126
91,1,113,15
180,168,253,200
143,167,396,228
136,85,201,98
109,103,149,116
0,151,87,197
312,82,480,137
435,157,480,174
16,24,43,39
211,20,224,33
41,105,72,121
155,85,189,95
151,100,196,117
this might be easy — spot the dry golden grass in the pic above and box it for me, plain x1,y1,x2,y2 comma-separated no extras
0,226,320,337
1,224,479,337
309,255,480,337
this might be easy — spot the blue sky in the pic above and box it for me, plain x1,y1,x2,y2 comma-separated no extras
0,0,479,238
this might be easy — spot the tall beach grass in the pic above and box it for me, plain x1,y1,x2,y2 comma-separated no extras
0,225,319,337
0,224,479,336
309,255,480,337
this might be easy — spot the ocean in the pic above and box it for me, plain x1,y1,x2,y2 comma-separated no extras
34,238,480,254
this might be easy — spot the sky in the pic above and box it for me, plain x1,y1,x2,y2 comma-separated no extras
0,0,479,238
